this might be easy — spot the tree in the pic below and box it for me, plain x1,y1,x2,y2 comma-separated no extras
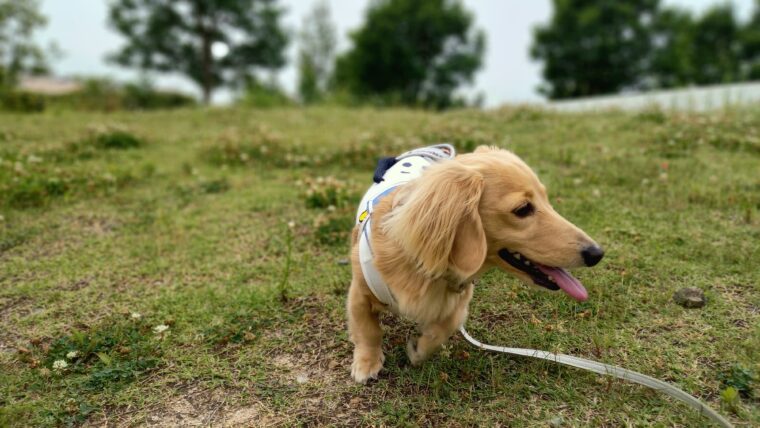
740,0,760,79
334,0,485,109
690,3,743,85
107,0,289,104
649,7,696,89
297,0,336,104
531,0,660,99
0,0,49,88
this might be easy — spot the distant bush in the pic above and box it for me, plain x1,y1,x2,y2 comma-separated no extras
122,80,197,110
238,81,294,108
25,77,197,112
0,90,46,112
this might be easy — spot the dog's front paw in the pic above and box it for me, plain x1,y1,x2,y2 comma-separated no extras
406,337,425,366
351,351,384,384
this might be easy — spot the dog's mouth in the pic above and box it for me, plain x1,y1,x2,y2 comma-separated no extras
498,249,588,301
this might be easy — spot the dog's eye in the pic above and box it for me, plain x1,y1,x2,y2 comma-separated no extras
513,202,534,218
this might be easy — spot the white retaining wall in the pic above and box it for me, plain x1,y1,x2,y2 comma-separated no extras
546,81,760,112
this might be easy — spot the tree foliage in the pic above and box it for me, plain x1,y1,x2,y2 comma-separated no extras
690,4,743,85
533,0,760,99
740,0,760,79
0,0,49,88
531,0,660,99
334,0,485,110
107,0,289,104
649,7,696,89
297,0,336,104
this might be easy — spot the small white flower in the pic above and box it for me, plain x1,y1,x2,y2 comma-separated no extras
327,205,336,212
153,324,169,334
66,351,78,359
287,221,296,229
130,312,142,319
52,360,68,370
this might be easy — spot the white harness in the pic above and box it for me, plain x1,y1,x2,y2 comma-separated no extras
355,144,456,309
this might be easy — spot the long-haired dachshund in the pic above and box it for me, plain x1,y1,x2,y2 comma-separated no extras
348,145,604,383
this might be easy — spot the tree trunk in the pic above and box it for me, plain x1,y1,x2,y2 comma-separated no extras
201,33,213,104
195,5,213,105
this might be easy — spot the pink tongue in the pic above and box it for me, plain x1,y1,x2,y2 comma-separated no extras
537,265,588,301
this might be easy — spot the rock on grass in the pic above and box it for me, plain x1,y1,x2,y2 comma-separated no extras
673,287,706,308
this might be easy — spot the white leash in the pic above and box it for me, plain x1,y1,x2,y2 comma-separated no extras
459,326,733,428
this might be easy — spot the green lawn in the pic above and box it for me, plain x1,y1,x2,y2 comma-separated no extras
0,106,758,426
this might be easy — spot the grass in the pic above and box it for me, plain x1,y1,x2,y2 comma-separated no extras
0,105,758,426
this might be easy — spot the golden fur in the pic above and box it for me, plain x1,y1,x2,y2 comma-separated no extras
347,146,600,383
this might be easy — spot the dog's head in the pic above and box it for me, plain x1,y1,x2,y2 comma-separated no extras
382,145,603,301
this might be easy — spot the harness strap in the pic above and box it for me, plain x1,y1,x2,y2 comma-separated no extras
356,144,457,309
359,215,397,308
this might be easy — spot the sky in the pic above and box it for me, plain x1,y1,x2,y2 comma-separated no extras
37,0,756,107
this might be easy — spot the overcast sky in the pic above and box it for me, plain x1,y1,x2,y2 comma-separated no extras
38,0,756,107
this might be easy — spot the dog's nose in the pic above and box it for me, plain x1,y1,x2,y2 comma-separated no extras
581,245,604,267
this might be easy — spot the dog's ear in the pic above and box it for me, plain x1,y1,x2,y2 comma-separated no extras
449,200,487,280
383,161,486,279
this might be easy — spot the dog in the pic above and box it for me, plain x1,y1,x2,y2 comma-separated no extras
347,145,604,383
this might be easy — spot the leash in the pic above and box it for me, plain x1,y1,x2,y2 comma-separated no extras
458,326,733,427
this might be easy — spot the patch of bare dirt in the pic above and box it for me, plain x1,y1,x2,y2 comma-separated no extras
84,387,284,428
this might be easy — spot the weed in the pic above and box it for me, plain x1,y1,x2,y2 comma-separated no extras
278,222,295,302
67,125,145,156
92,131,143,150
201,125,296,167
0,224,36,253
42,319,162,389
313,212,353,246
422,122,498,152
720,365,756,398
199,177,230,194
721,387,741,413
0,160,137,209
298,176,359,209
635,106,668,124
